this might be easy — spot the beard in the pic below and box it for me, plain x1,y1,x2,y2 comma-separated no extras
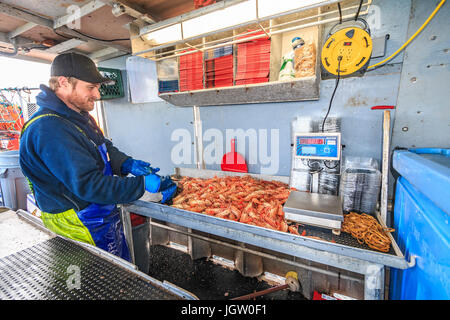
67,89,96,112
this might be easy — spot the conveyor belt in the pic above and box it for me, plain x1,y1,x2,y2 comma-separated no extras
0,237,184,300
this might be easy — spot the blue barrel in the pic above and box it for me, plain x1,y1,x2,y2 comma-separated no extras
390,148,450,300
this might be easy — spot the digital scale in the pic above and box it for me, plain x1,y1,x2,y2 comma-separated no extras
294,132,341,161
287,132,343,234
284,191,343,233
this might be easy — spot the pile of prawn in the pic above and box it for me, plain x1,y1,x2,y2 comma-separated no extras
171,175,301,235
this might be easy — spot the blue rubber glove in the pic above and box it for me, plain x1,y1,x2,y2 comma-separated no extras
159,176,177,204
144,174,161,193
161,183,177,204
160,175,175,190
121,158,160,176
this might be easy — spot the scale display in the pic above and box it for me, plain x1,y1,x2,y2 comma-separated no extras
294,132,341,161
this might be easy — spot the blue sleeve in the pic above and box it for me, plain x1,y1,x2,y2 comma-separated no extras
34,118,145,205
104,138,130,176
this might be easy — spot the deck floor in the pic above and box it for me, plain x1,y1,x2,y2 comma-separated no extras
146,244,307,300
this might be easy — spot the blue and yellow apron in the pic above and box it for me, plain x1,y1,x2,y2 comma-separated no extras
21,114,131,261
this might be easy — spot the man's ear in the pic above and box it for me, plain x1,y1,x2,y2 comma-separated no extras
58,76,69,90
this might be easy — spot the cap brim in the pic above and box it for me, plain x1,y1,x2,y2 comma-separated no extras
78,70,115,85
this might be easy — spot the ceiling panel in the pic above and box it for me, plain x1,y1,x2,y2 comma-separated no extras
76,5,134,49
0,0,220,63
19,24,68,43
0,0,93,19
0,13,27,34
120,0,197,20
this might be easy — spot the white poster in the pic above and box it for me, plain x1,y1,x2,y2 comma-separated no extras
126,56,163,103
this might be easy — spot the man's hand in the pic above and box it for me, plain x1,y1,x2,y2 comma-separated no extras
143,174,177,203
159,176,177,203
144,174,161,193
121,158,160,176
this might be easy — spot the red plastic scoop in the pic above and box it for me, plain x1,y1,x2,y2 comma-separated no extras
221,139,248,173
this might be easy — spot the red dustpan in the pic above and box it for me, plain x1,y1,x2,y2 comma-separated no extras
221,139,248,173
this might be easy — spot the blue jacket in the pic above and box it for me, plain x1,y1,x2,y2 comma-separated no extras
19,85,145,213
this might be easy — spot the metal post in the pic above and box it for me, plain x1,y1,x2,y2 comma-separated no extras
193,105,205,169
98,100,109,138
120,205,135,264
380,110,390,224
364,264,385,300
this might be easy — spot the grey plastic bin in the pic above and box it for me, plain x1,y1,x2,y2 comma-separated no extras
0,150,31,211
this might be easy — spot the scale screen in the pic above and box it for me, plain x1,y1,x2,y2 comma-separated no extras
294,132,341,161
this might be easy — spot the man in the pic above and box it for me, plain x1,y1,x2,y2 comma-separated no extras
19,52,177,261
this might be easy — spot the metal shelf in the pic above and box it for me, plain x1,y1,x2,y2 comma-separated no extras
132,0,372,61
129,0,372,106
158,75,320,106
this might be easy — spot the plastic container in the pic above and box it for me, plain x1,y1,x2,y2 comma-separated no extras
389,148,450,300
97,67,125,100
340,156,381,214
0,150,31,211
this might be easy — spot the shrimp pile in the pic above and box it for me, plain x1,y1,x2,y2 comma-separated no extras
171,175,299,235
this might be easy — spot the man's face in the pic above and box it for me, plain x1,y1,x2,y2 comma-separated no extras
66,79,101,112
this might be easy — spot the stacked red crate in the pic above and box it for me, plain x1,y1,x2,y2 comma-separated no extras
235,31,271,85
179,50,204,91
205,50,234,88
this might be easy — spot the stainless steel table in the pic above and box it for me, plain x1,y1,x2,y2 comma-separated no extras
122,168,415,300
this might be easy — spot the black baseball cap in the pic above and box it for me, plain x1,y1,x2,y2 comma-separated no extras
51,52,114,84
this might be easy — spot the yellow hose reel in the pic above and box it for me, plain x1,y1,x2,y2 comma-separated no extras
321,19,373,78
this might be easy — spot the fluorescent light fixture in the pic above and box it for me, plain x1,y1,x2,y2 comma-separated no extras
143,23,182,45
258,0,328,18
182,0,257,39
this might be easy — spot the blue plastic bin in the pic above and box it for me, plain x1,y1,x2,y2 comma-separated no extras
390,148,450,300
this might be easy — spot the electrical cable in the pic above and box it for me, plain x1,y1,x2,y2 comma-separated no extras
70,29,129,42
338,3,342,24
306,159,323,173
354,0,363,21
368,0,447,70
53,29,129,42
53,29,73,40
321,57,342,132
324,160,339,170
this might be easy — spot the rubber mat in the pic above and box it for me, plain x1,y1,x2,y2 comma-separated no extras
0,237,182,300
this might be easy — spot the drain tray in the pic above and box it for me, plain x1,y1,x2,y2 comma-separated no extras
0,237,184,300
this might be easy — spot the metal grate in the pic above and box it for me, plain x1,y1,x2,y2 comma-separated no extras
294,222,396,255
0,237,182,300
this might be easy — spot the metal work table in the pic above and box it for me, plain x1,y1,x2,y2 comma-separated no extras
122,168,414,300
0,209,198,300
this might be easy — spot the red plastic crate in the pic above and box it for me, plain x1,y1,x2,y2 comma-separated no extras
235,30,271,85
204,53,234,88
179,50,204,91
